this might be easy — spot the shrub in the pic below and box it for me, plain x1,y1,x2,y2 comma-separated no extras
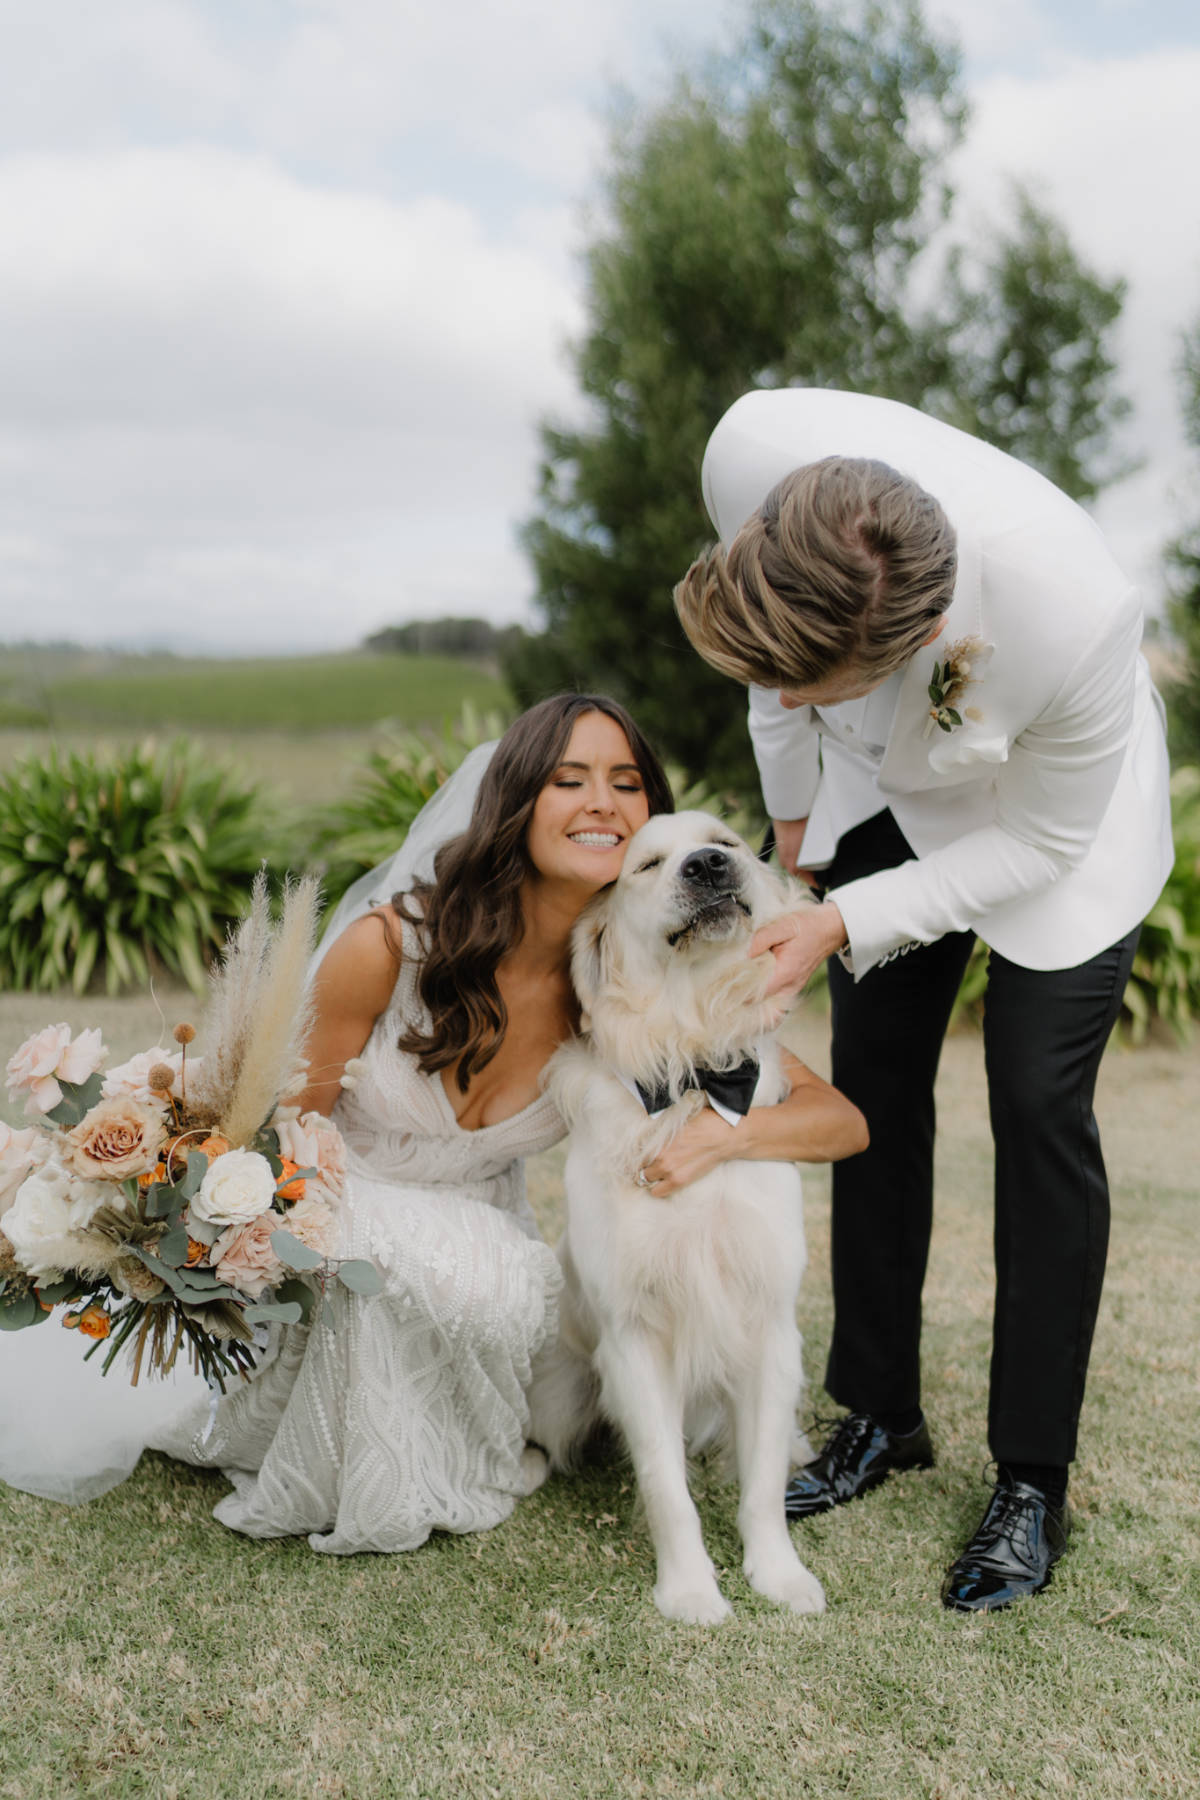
1124,764,1200,1041
0,741,276,994
308,705,510,913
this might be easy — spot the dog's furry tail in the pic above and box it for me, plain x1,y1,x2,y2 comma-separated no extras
526,1339,603,1472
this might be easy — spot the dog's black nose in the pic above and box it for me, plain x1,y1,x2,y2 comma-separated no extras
680,846,734,889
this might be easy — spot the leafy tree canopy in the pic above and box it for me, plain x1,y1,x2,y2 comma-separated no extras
1165,318,1200,761
509,0,1132,792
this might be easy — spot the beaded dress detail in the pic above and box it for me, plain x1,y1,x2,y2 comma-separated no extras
153,915,565,1553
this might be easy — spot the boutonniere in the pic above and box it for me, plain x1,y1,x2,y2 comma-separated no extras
923,636,995,737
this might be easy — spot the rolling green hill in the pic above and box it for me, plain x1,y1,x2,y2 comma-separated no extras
0,645,510,733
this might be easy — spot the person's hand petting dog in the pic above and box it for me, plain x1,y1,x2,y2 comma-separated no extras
751,901,848,999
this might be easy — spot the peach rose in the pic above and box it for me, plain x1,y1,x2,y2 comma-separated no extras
76,1305,111,1340
278,1196,338,1262
212,1212,284,1300
67,1098,166,1182
273,1111,347,1205
6,1024,106,1115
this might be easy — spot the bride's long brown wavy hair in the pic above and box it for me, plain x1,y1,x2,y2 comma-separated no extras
395,693,674,1092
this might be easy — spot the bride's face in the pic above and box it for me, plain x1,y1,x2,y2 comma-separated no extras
526,712,652,892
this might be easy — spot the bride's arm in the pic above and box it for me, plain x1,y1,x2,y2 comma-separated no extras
295,909,403,1116
640,1049,867,1197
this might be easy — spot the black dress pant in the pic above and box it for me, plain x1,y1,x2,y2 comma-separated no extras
819,809,1139,1467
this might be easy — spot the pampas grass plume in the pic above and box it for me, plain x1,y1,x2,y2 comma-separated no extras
216,873,322,1148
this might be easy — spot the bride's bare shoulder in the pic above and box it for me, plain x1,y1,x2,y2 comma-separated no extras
313,906,405,1018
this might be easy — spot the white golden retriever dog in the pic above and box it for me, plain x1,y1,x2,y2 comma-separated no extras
528,810,825,1625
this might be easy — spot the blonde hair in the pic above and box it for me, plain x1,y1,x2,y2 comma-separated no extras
675,457,957,690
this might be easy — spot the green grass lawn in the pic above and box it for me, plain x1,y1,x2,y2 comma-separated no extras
1,994,1197,1799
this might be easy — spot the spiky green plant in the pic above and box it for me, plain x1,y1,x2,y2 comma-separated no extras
308,703,510,912
0,741,276,994
1124,763,1200,1041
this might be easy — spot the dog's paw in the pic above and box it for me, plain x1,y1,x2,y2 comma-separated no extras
520,1445,550,1496
789,1427,816,1468
653,1575,732,1626
745,1550,826,1616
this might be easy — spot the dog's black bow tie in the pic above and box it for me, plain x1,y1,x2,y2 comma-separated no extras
634,1056,760,1118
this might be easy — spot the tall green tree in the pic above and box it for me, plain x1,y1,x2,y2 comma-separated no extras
1165,318,1200,760
511,0,1132,789
928,190,1132,504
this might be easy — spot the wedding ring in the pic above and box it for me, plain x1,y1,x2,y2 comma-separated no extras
635,1168,651,1189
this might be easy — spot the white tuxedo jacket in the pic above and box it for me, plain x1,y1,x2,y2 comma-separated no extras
701,389,1173,976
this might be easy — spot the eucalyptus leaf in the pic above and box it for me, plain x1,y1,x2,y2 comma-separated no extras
337,1260,384,1297
0,1293,38,1330
157,1227,191,1268
242,1300,303,1325
178,1151,210,1201
184,1216,222,1248
45,1070,106,1128
269,1228,323,1272
36,1277,81,1305
273,1277,317,1323
143,1181,180,1221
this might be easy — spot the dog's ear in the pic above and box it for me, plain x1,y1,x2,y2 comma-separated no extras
570,897,612,1020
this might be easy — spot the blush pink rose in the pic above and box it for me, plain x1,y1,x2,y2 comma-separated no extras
212,1212,285,1300
102,1048,183,1106
6,1025,106,1116
272,1111,347,1205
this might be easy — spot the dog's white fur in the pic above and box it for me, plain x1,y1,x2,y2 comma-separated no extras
528,810,825,1625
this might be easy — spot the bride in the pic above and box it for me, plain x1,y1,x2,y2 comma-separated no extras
1,694,865,1550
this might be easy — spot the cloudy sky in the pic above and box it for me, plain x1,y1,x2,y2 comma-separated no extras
1,0,1198,656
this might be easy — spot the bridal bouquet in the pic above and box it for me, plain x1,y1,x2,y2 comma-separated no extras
0,876,379,1386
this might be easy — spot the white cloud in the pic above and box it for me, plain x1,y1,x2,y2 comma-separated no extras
946,45,1200,599
0,146,582,648
0,1,1197,653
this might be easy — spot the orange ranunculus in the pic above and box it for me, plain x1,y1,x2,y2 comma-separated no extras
138,1160,169,1189
198,1135,231,1162
275,1158,306,1202
185,1237,207,1267
77,1306,111,1340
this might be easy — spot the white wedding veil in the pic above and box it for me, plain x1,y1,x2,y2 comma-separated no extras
0,744,499,1506
310,740,498,971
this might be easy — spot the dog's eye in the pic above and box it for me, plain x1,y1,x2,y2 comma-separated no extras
634,855,664,873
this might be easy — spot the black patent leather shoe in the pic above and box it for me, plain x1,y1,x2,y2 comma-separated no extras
784,1412,934,1519
941,1479,1070,1613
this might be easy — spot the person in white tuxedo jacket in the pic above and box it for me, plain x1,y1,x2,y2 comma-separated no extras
675,387,1173,1613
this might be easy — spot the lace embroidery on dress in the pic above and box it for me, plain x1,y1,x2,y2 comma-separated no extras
152,910,566,1554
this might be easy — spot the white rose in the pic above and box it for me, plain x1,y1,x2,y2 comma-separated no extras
0,1122,46,1219
190,1148,277,1228
4,1162,74,1280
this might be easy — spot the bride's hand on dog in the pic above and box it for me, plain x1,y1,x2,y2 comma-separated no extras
751,902,848,999
639,1108,743,1196
639,1054,868,1194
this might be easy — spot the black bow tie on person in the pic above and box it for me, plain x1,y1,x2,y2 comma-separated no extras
634,1056,761,1118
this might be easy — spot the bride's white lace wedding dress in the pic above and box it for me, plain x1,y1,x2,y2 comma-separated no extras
151,916,565,1553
